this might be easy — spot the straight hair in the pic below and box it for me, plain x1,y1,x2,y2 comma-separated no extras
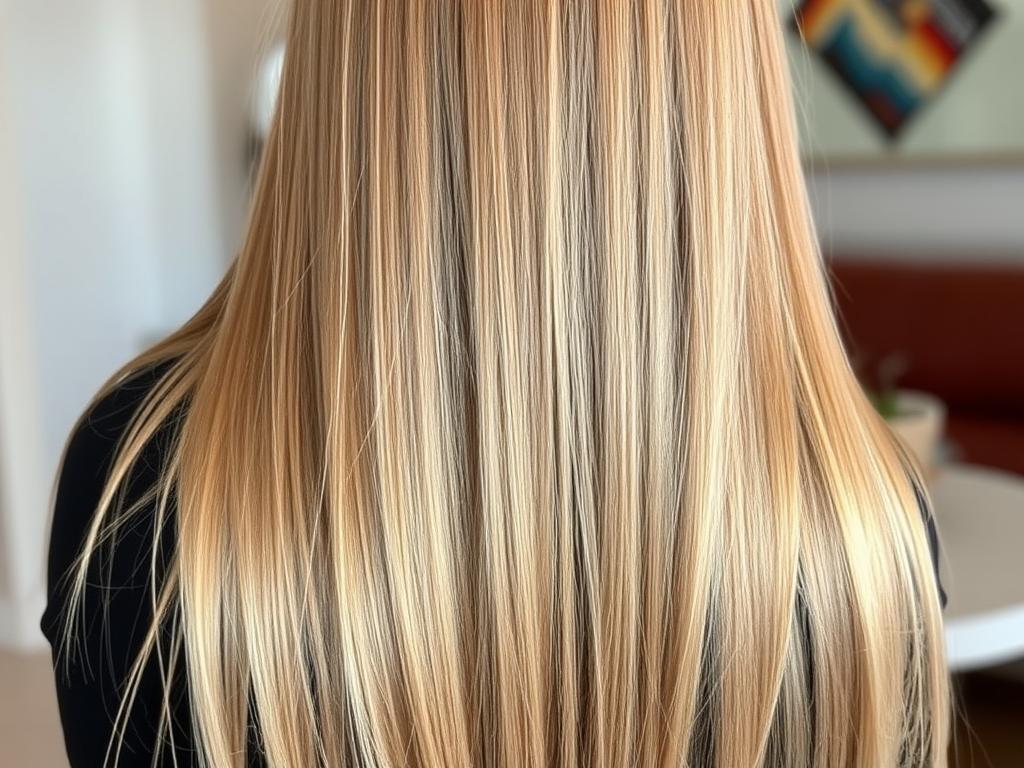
59,1,949,765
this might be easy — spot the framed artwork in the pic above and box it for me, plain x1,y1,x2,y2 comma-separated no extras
786,0,1024,164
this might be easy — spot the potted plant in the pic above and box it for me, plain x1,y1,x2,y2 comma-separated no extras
868,354,946,480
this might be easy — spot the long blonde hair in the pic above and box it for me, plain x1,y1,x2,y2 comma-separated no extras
60,0,949,765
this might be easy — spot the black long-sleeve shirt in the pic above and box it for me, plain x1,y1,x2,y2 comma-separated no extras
41,363,947,767
41,363,206,766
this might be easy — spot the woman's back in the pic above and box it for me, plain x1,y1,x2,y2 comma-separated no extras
45,1,950,766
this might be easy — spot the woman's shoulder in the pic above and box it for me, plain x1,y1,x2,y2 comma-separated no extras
43,357,197,765
42,358,180,643
60,360,173,474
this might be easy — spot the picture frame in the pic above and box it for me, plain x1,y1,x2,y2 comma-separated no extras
785,0,1024,166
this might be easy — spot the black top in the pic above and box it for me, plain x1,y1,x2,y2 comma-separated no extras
41,363,947,767
41,363,204,766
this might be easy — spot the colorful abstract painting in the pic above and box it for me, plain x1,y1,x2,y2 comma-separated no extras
792,0,997,138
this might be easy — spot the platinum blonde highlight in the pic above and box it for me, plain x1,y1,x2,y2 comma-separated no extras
60,1,950,765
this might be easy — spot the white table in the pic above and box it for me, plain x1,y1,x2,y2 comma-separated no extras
933,463,1024,672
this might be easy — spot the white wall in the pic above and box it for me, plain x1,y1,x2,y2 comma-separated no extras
0,0,285,651
808,166,1024,261
0,12,47,647
0,0,228,649
129,1,229,331
202,0,285,263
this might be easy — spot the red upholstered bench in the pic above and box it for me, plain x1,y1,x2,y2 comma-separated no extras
828,256,1024,478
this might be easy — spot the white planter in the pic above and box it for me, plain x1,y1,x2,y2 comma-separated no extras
886,389,947,479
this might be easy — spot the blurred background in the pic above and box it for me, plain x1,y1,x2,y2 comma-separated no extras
1,0,1022,765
